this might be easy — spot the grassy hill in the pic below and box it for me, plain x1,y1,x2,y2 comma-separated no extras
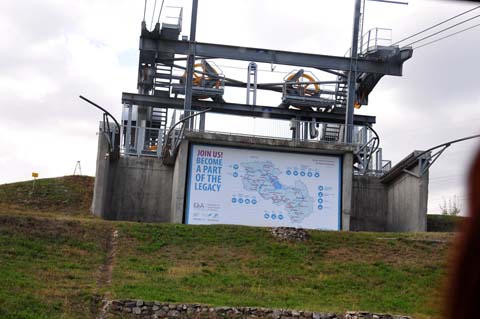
0,177,455,319
0,176,93,213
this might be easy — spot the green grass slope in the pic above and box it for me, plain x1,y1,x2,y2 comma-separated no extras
0,213,111,319
0,176,455,319
113,224,453,319
0,176,93,213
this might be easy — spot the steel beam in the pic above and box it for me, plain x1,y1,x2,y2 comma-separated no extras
122,92,376,125
140,38,405,76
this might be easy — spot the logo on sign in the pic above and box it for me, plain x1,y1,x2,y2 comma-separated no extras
194,202,205,209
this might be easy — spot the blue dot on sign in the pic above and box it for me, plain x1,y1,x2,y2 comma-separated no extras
252,199,257,205
278,214,284,220
318,205,323,210
271,214,277,220
238,198,244,204
318,185,324,191
233,172,238,177
232,198,237,203
293,171,299,176
318,198,323,204
286,170,291,175
245,199,250,204
315,173,320,178
233,164,239,169
318,192,323,197
300,171,306,176
307,172,313,177
264,213,270,219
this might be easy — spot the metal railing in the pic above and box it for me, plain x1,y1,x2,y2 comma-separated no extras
360,28,392,54
161,6,183,31
120,125,164,158
345,27,393,57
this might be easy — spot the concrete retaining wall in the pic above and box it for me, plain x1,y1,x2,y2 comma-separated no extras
108,156,173,222
351,176,388,231
92,131,428,232
92,132,174,222
386,171,428,232
351,160,429,232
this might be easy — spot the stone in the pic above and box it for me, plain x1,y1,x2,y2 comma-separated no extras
153,305,160,311
125,301,137,308
123,307,132,313
168,310,181,317
133,307,142,315
137,300,144,307
155,310,167,316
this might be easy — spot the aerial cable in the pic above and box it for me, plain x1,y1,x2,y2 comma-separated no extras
402,13,480,47
157,0,165,24
392,4,480,45
150,0,158,30
414,21,480,50
143,0,148,22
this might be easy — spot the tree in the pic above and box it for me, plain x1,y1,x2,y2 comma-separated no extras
439,195,461,216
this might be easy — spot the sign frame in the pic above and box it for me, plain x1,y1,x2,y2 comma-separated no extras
184,143,343,230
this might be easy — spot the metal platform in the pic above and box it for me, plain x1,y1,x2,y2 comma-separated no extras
122,92,376,125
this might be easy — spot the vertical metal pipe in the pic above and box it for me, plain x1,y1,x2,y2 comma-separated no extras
184,0,199,129
345,0,362,143
126,105,133,150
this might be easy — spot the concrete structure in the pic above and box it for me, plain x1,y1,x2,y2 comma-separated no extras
93,131,356,228
92,129,429,231
351,151,429,232
92,130,173,222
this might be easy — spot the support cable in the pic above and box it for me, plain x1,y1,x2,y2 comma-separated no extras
157,0,165,24
392,4,480,45
150,0,158,30
402,13,480,47
414,21,480,50
143,0,148,22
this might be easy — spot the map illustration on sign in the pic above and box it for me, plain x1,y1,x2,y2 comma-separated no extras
186,144,342,230
241,161,313,224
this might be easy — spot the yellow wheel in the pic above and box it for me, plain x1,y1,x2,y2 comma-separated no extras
286,73,320,96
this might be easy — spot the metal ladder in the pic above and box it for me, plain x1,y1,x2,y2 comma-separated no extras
146,64,173,149
154,64,173,97
334,76,348,108
322,124,343,143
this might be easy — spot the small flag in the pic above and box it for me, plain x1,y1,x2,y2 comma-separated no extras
32,172,39,178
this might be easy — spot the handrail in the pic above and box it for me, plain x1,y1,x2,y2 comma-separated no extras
79,95,121,133
79,95,121,159
405,133,480,177
164,108,211,144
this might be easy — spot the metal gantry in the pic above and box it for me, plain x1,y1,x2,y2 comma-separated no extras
120,1,413,174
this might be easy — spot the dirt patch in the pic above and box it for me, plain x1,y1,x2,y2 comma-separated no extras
97,228,119,319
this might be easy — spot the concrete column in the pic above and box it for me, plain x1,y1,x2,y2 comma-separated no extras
170,140,190,223
91,130,111,217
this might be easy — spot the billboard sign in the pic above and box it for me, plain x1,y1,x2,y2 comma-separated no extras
185,144,342,230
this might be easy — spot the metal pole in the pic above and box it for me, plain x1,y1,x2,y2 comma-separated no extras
184,0,199,129
345,0,362,143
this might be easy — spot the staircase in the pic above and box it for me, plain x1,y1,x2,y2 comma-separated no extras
334,77,348,109
146,64,173,149
321,124,343,143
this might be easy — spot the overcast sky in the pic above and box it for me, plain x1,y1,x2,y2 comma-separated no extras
1,0,479,214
